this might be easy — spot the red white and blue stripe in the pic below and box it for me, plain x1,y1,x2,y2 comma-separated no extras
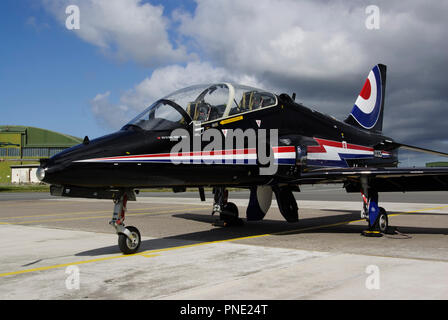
74,146,297,165
307,138,390,167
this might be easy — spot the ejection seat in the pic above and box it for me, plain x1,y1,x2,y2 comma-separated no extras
186,102,211,122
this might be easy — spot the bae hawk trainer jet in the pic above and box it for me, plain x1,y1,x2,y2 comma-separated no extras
37,64,448,254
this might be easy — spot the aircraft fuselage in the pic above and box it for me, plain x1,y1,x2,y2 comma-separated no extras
41,94,398,189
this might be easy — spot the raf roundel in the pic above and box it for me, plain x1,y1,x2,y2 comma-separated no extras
349,65,383,129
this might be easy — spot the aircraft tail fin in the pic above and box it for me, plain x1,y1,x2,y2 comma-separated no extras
345,64,387,133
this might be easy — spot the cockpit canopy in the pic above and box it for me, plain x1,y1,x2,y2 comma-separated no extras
124,83,277,131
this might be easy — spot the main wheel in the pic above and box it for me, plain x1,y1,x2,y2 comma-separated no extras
118,226,141,254
377,207,388,233
222,202,238,216
274,187,299,223
219,202,243,226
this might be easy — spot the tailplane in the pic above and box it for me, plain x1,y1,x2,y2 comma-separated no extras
345,64,387,132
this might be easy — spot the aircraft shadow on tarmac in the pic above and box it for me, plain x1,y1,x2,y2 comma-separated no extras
75,210,448,257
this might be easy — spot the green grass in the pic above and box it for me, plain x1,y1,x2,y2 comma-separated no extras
0,184,50,193
0,160,20,184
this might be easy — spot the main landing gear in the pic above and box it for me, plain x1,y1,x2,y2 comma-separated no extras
110,192,142,254
360,178,389,237
212,187,244,227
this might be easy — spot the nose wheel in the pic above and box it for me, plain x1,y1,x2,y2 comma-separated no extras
118,226,141,254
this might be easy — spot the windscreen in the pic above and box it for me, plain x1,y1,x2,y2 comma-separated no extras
124,100,186,131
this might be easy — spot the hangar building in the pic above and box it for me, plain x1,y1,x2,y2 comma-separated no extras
0,125,81,183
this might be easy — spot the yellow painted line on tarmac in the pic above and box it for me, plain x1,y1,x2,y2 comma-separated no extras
278,205,447,234
0,204,174,220
0,255,134,277
0,206,211,225
1,204,447,278
274,205,448,236
387,205,448,217
140,254,160,258
0,252,164,278
0,200,83,208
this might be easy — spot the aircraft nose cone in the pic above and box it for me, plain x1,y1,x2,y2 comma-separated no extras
36,166,46,182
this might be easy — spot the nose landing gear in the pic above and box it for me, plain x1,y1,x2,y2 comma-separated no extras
110,192,142,254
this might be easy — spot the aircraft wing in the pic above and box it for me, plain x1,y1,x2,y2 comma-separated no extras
295,167,448,192
375,140,448,158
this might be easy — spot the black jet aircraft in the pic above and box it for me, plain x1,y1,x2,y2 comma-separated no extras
37,64,448,254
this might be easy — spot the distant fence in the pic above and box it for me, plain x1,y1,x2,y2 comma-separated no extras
0,147,66,158
0,148,20,157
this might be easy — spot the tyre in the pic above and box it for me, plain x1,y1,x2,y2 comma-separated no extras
220,202,243,226
222,202,238,217
274,187,299,223
377,207,388,233
118,226,141,254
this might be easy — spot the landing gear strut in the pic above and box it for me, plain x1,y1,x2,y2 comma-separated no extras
110,192,141,254
212,187,243,227
360,178,389,236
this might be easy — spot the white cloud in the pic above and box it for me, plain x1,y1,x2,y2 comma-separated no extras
176,0,366,79
43,0,191,66
175,0,448,87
